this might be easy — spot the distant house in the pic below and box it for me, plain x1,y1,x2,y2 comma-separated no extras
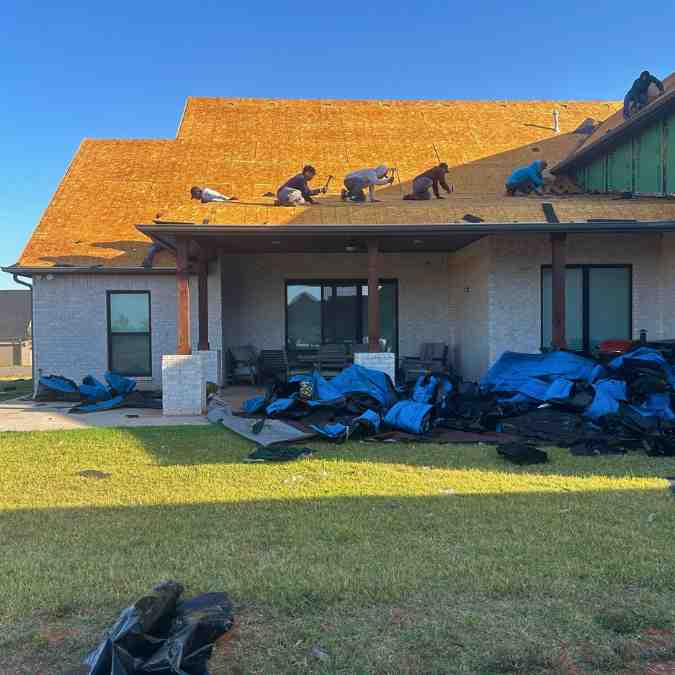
3,77,675,408
0,290,32,367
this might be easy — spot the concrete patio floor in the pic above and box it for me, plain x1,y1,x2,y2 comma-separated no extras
0,386,263,432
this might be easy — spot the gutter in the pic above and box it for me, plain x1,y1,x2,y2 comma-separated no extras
1,265,177,277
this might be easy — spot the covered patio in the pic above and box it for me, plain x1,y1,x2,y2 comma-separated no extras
137,218,675,414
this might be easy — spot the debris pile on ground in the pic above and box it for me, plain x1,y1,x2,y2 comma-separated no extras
36,372,162,413
237,347,675,457
84,580,234,675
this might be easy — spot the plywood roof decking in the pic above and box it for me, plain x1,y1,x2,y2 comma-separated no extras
17,96,661,270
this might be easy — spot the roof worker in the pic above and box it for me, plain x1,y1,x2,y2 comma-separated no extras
190,186,238,202
623,70,665,119
403,163,454,201
341,165,394,203
276,165,324,206
505,160,548,197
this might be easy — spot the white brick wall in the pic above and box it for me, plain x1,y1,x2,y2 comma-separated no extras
32,261,221,389
220,252,451,359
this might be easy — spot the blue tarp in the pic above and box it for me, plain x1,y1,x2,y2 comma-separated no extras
310,422,348,440
384,400,434,435
310,412,381,442
106,371,136,396
412,375,439,404
79,376,111,402
628,393,675,421
330,364,398,411
38,375,79,395
610,347,675,388
584,379,628,419
481,351,604,393
289,371,346,408
242,395,267,415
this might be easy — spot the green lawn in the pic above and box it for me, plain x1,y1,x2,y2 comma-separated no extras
0,377,32,401
1,425,674,673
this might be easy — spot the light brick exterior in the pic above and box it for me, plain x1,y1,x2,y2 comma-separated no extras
30,232,675,389
162,354,206,415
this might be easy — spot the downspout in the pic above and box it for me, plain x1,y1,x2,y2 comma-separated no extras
13,274,36,392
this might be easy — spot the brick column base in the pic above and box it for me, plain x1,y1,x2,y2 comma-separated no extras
162,354,206,415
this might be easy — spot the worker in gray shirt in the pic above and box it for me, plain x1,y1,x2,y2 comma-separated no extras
341,165,394,203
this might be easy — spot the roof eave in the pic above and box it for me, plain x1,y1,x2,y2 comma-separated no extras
551,92,675,175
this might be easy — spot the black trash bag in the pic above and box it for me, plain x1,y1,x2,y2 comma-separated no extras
141,593,235,674
84,581,234,675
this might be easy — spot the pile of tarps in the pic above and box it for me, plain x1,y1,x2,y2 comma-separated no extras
241,363,455,442
238,347,675,456
84,580,234,674
36,372,162,413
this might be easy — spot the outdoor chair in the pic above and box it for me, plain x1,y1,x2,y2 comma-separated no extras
226,344,259,385
316,343,349,376
401,342,449,384
258,349,290,383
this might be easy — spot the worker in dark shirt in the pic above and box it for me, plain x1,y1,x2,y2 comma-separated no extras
624,71,665,119
403,163,454,200
276,165,324,206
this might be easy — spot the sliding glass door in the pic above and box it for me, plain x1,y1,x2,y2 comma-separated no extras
541,265,631,353
286,280,398,355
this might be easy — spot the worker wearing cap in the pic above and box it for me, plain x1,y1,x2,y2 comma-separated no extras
276,165,323,206
403,163,454,201
624,71,665,119
341,165,393,203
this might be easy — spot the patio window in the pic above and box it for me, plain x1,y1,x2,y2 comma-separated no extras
286,280,398,354
107,291,152,376
541,265,631,353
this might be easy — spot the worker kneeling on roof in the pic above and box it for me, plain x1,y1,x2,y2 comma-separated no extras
403,163,454,201
276,165,324,206
623,70,665,120
191,186,237,202
505,160,548,197
341,165,393,203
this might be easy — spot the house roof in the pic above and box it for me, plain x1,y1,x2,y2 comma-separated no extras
0,290,31,341
552,72,675,175
13,95,661,271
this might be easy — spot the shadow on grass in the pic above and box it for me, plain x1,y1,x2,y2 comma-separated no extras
119,425,675,481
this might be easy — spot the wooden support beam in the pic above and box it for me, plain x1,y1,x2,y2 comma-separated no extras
176,236,191,355
367,240,380,353
551,232,567,350
197,249,209,351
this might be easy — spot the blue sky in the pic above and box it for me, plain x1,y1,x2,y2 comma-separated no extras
2,1,672,289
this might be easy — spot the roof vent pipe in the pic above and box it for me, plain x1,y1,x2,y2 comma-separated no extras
553,109,560,134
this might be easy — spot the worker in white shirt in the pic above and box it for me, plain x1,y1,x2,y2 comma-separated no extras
341,165,393,203
190,186,238,202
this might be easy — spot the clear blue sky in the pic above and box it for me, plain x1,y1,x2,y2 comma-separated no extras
2,1,672,289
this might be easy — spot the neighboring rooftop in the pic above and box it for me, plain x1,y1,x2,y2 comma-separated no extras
12,96,654,270
0,290,31,341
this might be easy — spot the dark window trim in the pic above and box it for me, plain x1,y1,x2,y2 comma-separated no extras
284,278,399,354
106,291,152,377
540,264,632,354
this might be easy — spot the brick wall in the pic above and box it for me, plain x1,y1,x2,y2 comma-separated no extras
219,252,451,359
32,262,221,389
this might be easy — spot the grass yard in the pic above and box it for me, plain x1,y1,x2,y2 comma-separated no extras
0,377,32,402
1,425,675,674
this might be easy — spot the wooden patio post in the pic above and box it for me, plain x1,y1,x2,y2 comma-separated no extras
551,232,567,350
197,247,209,351
367,240,380,353
176,235,191,355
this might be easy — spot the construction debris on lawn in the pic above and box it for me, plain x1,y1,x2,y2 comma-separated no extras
230,346,675,460
84,580,234,675
36,371,162,413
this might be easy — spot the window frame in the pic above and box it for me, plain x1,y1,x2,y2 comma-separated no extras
284,279,399,354
106,290,152,377
540,264,632,354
